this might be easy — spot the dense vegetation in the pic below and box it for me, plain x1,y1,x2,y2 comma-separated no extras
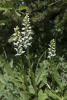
0,0,67,100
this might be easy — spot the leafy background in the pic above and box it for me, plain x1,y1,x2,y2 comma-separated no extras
0,0,67,100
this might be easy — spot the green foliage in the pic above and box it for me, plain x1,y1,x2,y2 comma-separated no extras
0,54,67,100
0,0,67,100
35,60,49,88
38,89,48,100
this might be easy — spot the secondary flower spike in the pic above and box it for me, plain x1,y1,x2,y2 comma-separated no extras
48,39,56,59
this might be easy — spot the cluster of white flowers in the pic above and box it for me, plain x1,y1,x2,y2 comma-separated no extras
12,26,25,56
21,13,33,49
47,39,56,59
9,13,33,56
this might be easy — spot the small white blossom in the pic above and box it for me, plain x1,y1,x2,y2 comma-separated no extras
21,32,25,35
22,27,25,30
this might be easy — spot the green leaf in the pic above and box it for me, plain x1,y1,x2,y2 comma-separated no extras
17,5,31,12
35,60,49,87
28,84,35,94
45,89,61,100
9,59,13,68
8,36,14,43
38,89,48,100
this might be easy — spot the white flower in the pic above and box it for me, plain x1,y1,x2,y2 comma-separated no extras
29,36,32,40
27,43,31,46
22,27,25,30
21,32,25,35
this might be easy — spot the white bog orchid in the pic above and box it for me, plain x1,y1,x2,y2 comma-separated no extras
48,39,56,59
8,13,33,56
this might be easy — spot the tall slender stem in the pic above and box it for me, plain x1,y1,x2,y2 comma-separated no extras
26,49,38,99
20,56,29,91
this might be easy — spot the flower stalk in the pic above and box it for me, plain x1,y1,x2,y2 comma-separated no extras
47,39,56,59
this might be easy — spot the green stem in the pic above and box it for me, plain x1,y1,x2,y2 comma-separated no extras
50,59,55,88
26,49,38,98
37,51,46,68
20,56,29,91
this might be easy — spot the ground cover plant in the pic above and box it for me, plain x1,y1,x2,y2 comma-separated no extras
0,0,67,100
